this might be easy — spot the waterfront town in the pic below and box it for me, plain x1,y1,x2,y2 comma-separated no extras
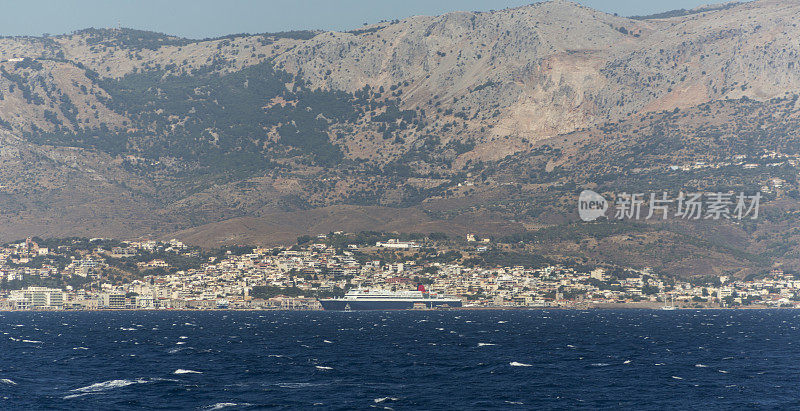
0,233,796,311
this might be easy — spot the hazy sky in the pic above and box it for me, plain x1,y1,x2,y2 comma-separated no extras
0,0,734,39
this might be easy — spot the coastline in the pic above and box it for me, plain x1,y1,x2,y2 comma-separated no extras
0,305,788,312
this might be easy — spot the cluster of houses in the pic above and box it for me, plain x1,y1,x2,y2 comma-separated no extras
0,235,796,310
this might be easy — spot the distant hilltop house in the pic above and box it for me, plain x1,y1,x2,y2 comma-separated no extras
466,234,491,243
111,246,137,257
376,239,419,249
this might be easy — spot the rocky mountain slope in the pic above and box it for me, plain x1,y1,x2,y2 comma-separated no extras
0,0,797,277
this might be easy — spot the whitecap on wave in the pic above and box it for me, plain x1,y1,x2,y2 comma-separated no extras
64,378,149,399
477,343,496,347
174,369,202,374
204,402,252,410
374,397,399,403
509,362,532,367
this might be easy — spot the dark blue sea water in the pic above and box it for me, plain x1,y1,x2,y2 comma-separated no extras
1,309,799,409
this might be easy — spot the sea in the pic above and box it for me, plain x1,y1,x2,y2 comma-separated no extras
1,309,798,410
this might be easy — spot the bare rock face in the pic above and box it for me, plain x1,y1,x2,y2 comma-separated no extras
269,0,800,156
1,1,799,162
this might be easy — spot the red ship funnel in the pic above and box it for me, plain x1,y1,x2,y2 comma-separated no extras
418,284,427,293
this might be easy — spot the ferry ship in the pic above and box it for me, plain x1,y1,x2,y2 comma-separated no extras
318,285,462,310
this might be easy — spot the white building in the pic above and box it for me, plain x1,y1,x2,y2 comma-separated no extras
10,287,64,310
376,239,419,249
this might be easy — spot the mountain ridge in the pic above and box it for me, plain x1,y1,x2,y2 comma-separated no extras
0,0,796,277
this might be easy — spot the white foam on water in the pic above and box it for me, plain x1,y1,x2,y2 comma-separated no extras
21,340,42,344
695,364,708,368
719,370,729,374
0,379,16,385
477,343,496,347
204,402,252,410
591,363,610,367
63,393,90,399
672,376,683,380
497,321,507,324
65,378,149,398
374,397,399,403
174,369,202,374
509,362,532,367
623,360,631,364
504,401,524,405
315,366,333,370
276,382,322,388
73,347,89,350
119,327,136,331
323,340,333,344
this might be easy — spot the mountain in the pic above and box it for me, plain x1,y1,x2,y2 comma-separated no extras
0,0,797,277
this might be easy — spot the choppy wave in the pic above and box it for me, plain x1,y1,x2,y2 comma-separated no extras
204,402,252,410
64,378,149,399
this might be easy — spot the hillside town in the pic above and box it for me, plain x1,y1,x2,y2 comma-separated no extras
0,234,796,311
